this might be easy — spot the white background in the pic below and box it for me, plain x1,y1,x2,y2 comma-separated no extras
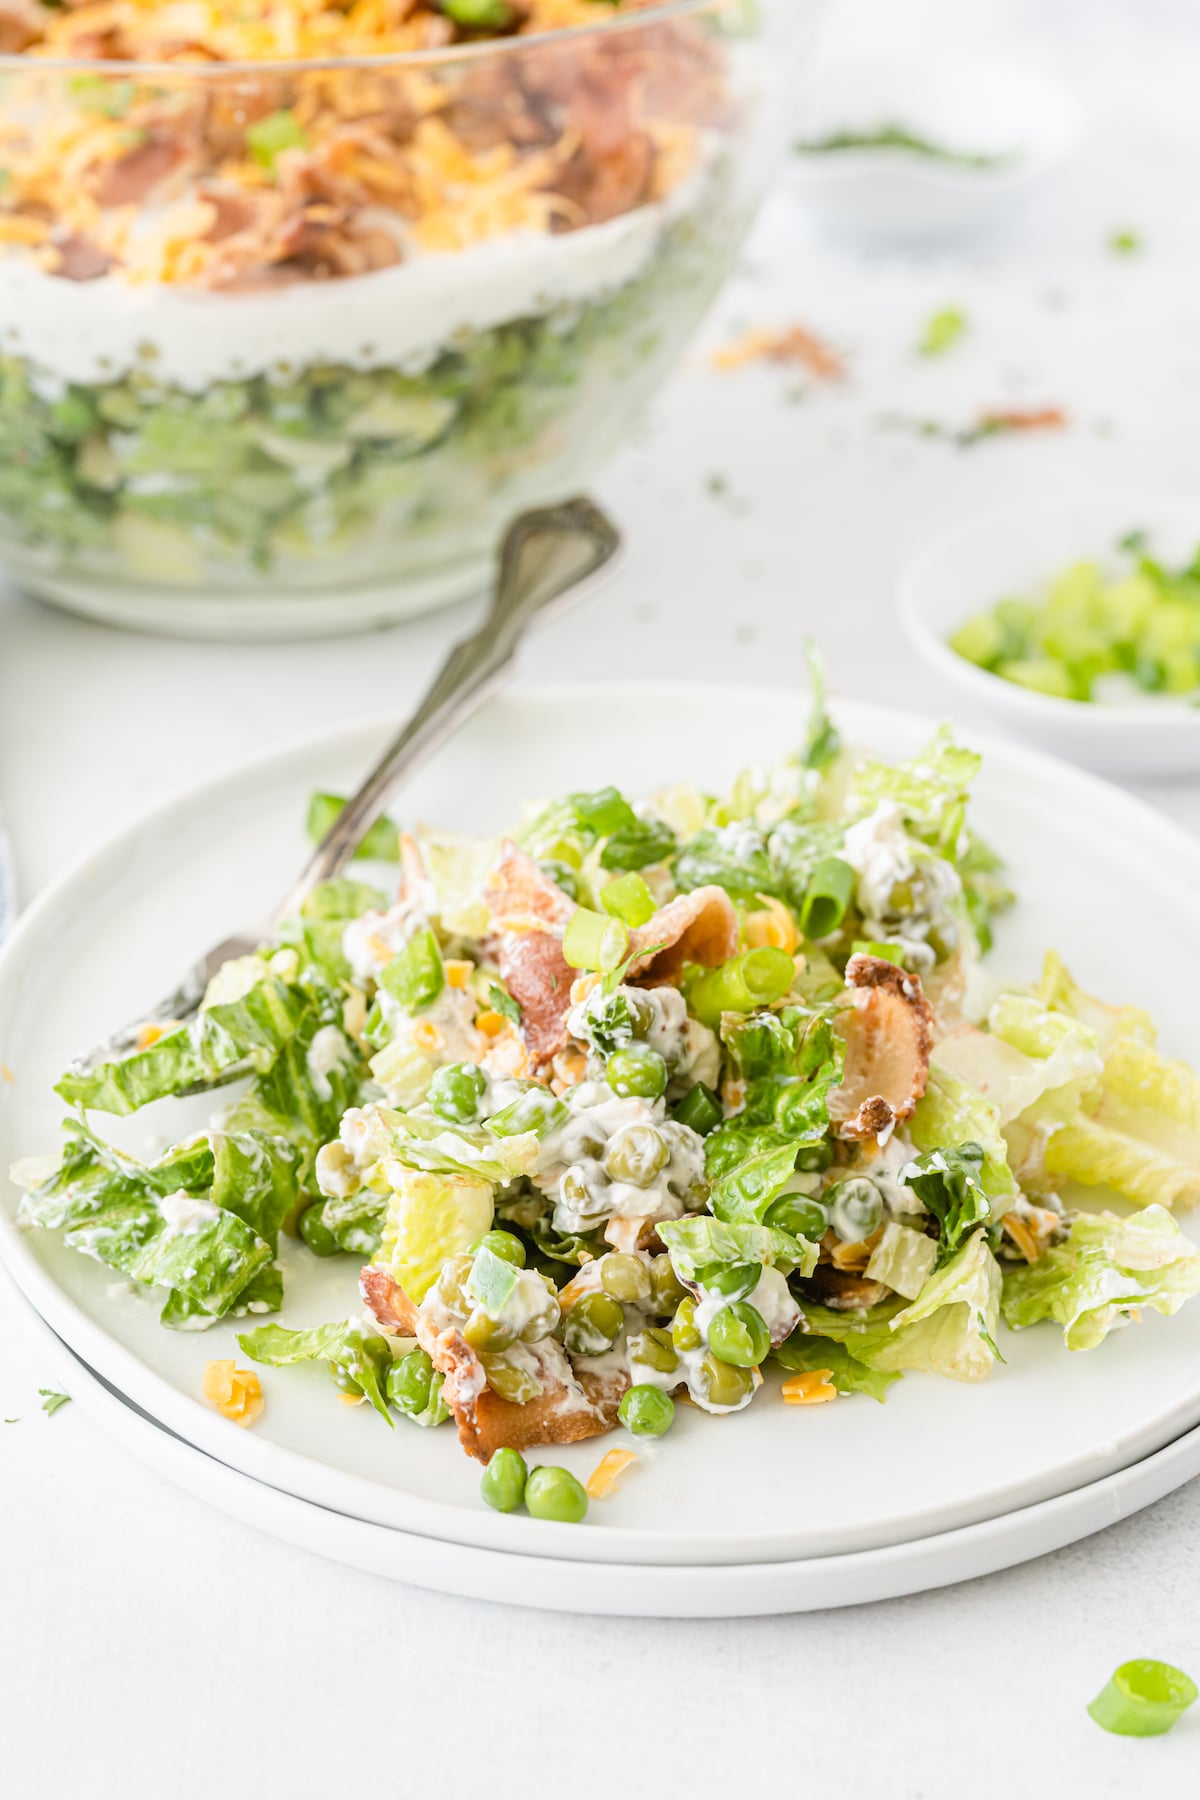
3,0,1200,1793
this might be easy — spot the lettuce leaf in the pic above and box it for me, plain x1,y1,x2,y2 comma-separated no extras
1043,1120,1200,1211
15,1121,285,1329
909,1066,1016,1205
773,1330,900,1401
800,1231,1002,1381
372,1166,495,1302
901,1143,993,1264
658,1216,818,1282
850,724,981,852
237,1320,392,1422
1001,1205,1200,1349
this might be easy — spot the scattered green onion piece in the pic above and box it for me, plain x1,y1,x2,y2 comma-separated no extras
918,306,967,356
799,856,855,939
562,906,629,973
568,785,639,839
379,925,445,1012
673,1081,723,1136
686,946,795,1027
600,872,656,929
1087,1660,1197,1737
305,791,400,861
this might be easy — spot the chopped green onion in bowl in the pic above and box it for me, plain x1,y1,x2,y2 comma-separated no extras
1087,1659,1197,1737
948,533,1200,705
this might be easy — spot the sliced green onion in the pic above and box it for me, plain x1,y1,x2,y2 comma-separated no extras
438,0,514,29
686,946,795,1027
601,872,656,929
306,791,400,862
851,939,906,966
1087,1660,1197,1736
799,856,855,939
246,109,309,171
673,1081,724,1136
562,907,629,973
379,925,445,1012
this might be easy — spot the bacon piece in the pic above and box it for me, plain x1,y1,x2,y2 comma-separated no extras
49,234,112,282
803,1264,890,1312
829,953,934,1143
0,0,44,53
627,885,740,986
484,840,574,931
498,929,576,1072
93,137,189,208
358,1268,622,1463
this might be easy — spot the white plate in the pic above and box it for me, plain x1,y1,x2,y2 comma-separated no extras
790,53,1084,242
3,684,1200,1570
898,494,1200,776
17,1278,1200,1617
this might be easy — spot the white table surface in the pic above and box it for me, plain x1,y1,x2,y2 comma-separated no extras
3,1,1200,1792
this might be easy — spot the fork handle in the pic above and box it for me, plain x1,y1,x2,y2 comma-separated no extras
271,497,620,924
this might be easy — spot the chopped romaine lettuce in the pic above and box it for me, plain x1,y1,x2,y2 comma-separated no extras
1001,1205,1200,1349
372,1166,494,1302
658,1215,818,1282
773,1330,900,1401
237,1319,392,1422
901,1144,993,1264
850,724,981,854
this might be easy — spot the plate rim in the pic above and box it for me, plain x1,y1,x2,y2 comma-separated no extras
4,680,1200,1568
16,1275,1200,1618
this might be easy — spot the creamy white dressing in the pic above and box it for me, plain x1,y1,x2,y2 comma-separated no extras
305,1023,352,1103
0,182,689,392
158,1189,220,1234
532,1080,705,1236
343,901,429,985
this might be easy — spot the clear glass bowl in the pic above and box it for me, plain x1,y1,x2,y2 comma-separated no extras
0,1,817,637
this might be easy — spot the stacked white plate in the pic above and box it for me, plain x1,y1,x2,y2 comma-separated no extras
4,687,1200,1615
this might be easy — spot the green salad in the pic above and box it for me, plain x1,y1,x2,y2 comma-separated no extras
14,673,1200,1507
950,532,1200,703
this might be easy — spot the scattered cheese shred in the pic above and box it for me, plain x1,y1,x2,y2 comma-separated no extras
977,407,1067,435
136,1022,169,1050
781,1371,837,1407
203,1360,265,1427
743,896,799,955
1004,1214,1044,1264
444,959,473,990
411,1018,444,1054
587,1448,639,1498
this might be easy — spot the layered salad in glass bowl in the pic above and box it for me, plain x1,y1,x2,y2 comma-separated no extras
0,0,812,635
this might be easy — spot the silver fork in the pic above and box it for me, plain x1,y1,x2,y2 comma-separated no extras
66,497,620,1083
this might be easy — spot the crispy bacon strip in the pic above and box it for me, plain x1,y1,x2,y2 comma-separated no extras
483,839,574,931
359,1267,623,1462
828,953,934,1143
627,885,740,986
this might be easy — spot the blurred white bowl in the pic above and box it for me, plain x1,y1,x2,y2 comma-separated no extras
791,52,1084,242
897,495,1200,779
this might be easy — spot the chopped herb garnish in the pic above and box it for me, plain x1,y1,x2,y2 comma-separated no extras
1109,228,1141,255
794,123,1015,170
39,1389,71,1417
487,983,522,1027
918,307,967,357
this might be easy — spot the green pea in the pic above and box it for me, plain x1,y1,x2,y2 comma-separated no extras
600,1252,652,1303
604,1123,670,1188
628,1326,679,1374
481,1446,528,1513
794,1138,834,1173
707,1302,770,1368
695,1260,760,1302
471,1229,526,1268
696,1353,755,1409
763,1195,830,1240
619,1385,676,1437
428,1061,488,1124
562,1292,625,1356
463,1308,518,1354
298,1201,340,1257
606,1045,668,1100
648,1254,688,1313
671,1296,701,1351
828,1177,884,1243
479,1356,541,1404
387,1347,435,1417
525,1465,589,1524
435,1252,475,1317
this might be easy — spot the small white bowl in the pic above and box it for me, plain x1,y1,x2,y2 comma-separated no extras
898,495,1200,779
790,52,1084,243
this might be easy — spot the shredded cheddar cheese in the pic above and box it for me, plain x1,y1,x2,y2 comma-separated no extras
203,1360,265,1426
743,895,799,955
781,1371,837,1406
586,1447,639,1498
